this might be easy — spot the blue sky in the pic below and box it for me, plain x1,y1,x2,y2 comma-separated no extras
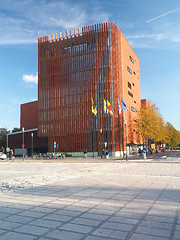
0,0,180,131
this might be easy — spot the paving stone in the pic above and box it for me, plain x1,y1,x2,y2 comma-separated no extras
0,207,22,214
0,229,6,234
84,236,114,240
29,218,63,228
55,209,82,216
91,227,128,239
80,212,109,220
45,229,84,239
175,224,180,231
129,233,168,240
140,219,173,229
109,216,139,225
17,210,47,218
144,215,174,223
135,225,171,237
58,223,93,234
0,213,10,219
101,221,134,231
70,217,101,227
174,230,180,239
0,220,22,230
15,224,49,235
0,232,36,240
31,206,57,213
116,210,144,219
4,215,34,224
43,213,73,222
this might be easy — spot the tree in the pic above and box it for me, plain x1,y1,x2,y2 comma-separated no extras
136,103,162,144
166,123,180,148
136,102,180,148
12,127,20,133
0,128,10,149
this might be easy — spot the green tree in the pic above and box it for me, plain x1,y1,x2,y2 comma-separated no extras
166,123,180,148
0,128,10,149
12,127,20,133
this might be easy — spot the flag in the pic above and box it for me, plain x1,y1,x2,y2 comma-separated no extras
118,99,121,114
91,98,97,116
121,97,128,111
107,100,113,115
104,99,107,114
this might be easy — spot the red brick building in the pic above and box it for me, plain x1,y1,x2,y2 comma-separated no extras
8,22,142,156
38,22,141,155
7,101,48,155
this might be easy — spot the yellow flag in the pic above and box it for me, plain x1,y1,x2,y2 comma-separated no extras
91,98,97,116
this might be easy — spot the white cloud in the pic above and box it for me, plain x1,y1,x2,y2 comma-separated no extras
22,73,38,84
9,108,16,113
0,0,110,45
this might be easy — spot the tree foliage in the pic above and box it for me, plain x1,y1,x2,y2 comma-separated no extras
136,104,162,143
12,127,20,133
165,122,180,147
136,103,180,146
0,128,10,148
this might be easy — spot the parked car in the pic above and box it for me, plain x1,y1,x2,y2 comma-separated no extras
0,152,7,160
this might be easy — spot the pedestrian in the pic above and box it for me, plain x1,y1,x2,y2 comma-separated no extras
9,149,12,160
142,147,147,160
105,149,109,159
101,149,105,159
84,149,87,158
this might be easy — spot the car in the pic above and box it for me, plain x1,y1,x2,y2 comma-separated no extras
0,152,7,160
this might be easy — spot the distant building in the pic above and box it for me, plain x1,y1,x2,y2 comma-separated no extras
7,101,48,156
8,22,143,156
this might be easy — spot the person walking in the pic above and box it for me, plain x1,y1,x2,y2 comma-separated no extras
142,147,147,160
84,149,87,158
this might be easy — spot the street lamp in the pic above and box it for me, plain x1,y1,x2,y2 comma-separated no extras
22,127,24,161
125,121,128,161
31,133,33,158
100,128,102,150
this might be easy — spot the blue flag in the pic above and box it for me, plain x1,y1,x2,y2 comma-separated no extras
118,99,121,114
121,97,128,111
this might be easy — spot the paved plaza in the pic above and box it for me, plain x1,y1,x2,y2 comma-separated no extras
0,155,180,239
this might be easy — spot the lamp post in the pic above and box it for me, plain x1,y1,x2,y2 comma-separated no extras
125,121,128,161
22,127,24,161
31,133,33,158
100,128,102,155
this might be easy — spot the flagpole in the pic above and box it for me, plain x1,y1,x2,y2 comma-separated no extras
125,120,128,161
92,114,94,158
121,97,129,159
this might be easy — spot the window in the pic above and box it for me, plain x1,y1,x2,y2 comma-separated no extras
128,82,131,89
128,91,133,98
131,107,136,112
130,56,134,63
127,67,132,74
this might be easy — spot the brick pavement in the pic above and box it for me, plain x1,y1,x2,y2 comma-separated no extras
0,161,180,239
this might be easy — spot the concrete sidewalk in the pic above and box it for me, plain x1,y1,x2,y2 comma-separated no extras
0,161,180,239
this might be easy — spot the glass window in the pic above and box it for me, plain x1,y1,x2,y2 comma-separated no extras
130,56,134,63
128,82,131,89
127,67,132,74
128,91,133,98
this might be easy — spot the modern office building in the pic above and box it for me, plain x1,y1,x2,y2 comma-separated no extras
38,22,141,156
8,22,142,156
